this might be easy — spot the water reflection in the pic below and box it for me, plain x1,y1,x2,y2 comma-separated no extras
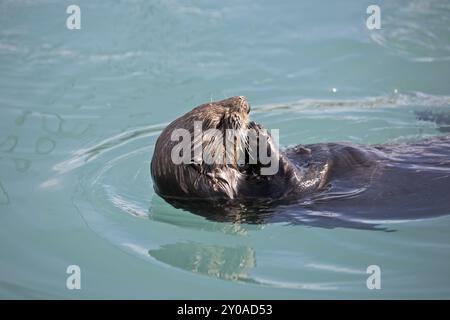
149,242,256,281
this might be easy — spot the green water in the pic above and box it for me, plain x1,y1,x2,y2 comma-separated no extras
1,0,450,299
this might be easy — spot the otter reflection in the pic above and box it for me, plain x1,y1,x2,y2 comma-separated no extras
148,242,256,281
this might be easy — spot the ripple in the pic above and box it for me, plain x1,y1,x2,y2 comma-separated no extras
105,185,150,219
54,123,167,173
253,92,450,113
68,120,319,288
369,0,450,62
66,95,450,291
305,263,365,275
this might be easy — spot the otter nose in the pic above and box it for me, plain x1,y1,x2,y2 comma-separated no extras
237,96,250,114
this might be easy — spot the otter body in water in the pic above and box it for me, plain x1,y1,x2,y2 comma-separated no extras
151,97,450,229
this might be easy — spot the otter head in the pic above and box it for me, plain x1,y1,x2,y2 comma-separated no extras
197,95,251,131
151,96,252,200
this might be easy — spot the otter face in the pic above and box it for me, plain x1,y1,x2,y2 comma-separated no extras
189,96,251,169
151,96,253,200
151,96,294,204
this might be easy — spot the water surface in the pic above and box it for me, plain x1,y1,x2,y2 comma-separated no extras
1,0,450,298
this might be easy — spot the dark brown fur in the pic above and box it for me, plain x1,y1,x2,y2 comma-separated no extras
151,97,450,229
151,96,316,202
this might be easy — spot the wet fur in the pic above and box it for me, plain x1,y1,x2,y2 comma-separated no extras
151,97,450,230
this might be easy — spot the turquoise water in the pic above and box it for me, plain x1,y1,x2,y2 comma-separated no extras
1,0,450,299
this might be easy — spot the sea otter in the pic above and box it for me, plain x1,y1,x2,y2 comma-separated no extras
151,96,450,229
